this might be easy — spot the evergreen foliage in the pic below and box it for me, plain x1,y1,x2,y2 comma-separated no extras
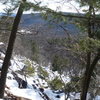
0,0,100,99
38,66,49,79
49,77,64,90
52,55,68,73
24,59,35,76
31,41,39,62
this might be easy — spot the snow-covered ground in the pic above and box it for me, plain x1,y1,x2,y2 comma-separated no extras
0,43,99,100
0,52,66,100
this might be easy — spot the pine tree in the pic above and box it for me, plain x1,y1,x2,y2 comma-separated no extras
0,0,26,98
42,0,100,99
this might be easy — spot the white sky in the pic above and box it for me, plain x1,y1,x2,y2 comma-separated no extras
0,0,88,14
40,0,81,13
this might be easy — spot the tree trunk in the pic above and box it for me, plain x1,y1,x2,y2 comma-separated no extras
80,53,100,100
0,0,26,98
80,5,93,100
80,52,91,100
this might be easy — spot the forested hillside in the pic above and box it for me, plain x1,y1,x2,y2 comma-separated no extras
0,0,100,100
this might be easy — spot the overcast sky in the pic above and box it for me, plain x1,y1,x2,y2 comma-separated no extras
0,0,87,14
40,0,80,12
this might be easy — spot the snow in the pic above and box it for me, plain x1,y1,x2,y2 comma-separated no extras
3,55,65,100
0,48,100,100
6,79,18,88
9,56,100,100
95,96,100,100
0,60,3,68
10,55,25,71
10,88,44,100
44,89,64,100
6,72,45,100
18,29,32,34
0,42,4,45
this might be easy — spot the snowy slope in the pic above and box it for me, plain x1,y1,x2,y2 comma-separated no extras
0,52,65,100
0,43,99,100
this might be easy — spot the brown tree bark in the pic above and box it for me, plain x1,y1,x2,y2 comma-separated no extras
80,5,97,100
0,0,26,98
80,52,100,100
80,52,91,100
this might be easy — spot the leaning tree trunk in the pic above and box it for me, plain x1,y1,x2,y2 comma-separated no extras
80,5,94,100
80,52,91,100
0,0,26,98
80,53,100,100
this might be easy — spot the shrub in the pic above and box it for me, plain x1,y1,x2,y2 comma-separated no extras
49,77,64,90
38,67,49,79
52,55,68,73
31,41,39,62
24,59,35,76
